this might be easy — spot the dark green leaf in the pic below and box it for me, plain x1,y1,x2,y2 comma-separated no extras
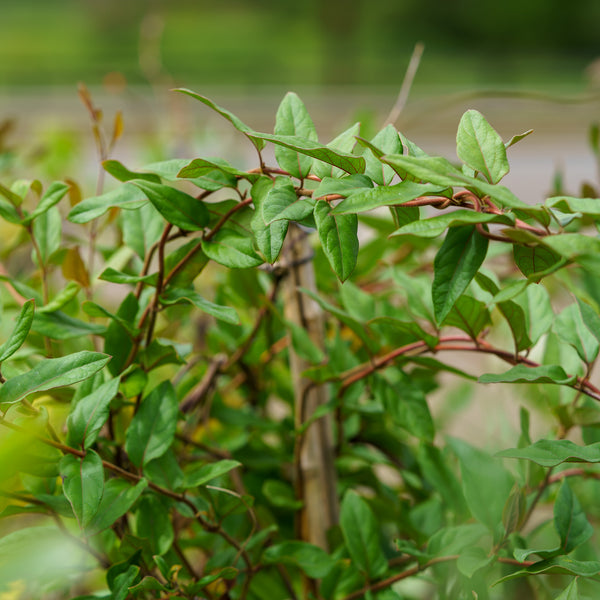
60,451,104,529
182,459,241,489
497,439,600,467
98,268,158,286
161,288,240,324
432,226,489,325
340,490,388,578
363,124,403,185
253,132,366,175
456,109,509,183
125,380,179,467
262,480,303,510
261,177,312,225
86,478,147,536
250,177,289,263
273,92,317,178
104,293,138,376
263,541,337,578
0,351,111,405
442,294,491,339
314,200,358,282
554,579,579,600
132,180,208,231
0,299,35,363
135,495,174,555
312,122,361,179
202,229,263,268
513,244,564,281
66,377,121,449
554,479,593,553
479,364,576,386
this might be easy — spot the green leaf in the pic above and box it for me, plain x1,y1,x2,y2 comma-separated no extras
125,380,179,467
37,281,81,314
554,480,593,553
340,490,388,579
546,196,600,215
381,154,463,187
182,459,241,489
333,181,444,215
432,226,489,325
554,579,579,600
86,478,147,536
442,294,491,339
263,541,337,578
253,132,366,175
0,351,111,405
392,208,513,238
497,439,600,467
363,124,403,185
104,293,138,376
312,122,362,179
22,181,70,225
494,557,600,585
273,92,317,178
250,177,289,263
457,547,493,578
262,479,303,510
132,180,208,231
121,202,164,259
98,267,158,286
32,311,106,340
201,229,263,268
160,288,240,324
67,183,147,223
456,109,509,183
0,184,24,223
313,174,373,200
554,303,600,363
505,129,534,149
479,364,576,386
102,159,161,183
448,437,514,532
428,523,488,558
378,376,434,441
513,244,564,281
176,157,257,187
135,495,174,556
261,177,312,225
32,205,61,265
175,88,265,151
314,200,358,282
542,233,600,261
417,444,467,515
60,451,104,529
475,272,531,352
0,299,35,363
66,377,121,449
286,319,325,364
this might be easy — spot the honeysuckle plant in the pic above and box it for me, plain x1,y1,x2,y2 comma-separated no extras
0,87,600,600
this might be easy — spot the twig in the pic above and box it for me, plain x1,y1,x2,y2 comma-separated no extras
383,42,425,127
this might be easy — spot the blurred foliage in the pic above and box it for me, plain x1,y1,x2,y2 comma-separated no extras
0,0,599,88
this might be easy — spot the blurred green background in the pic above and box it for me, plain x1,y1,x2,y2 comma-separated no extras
1,0,599,90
